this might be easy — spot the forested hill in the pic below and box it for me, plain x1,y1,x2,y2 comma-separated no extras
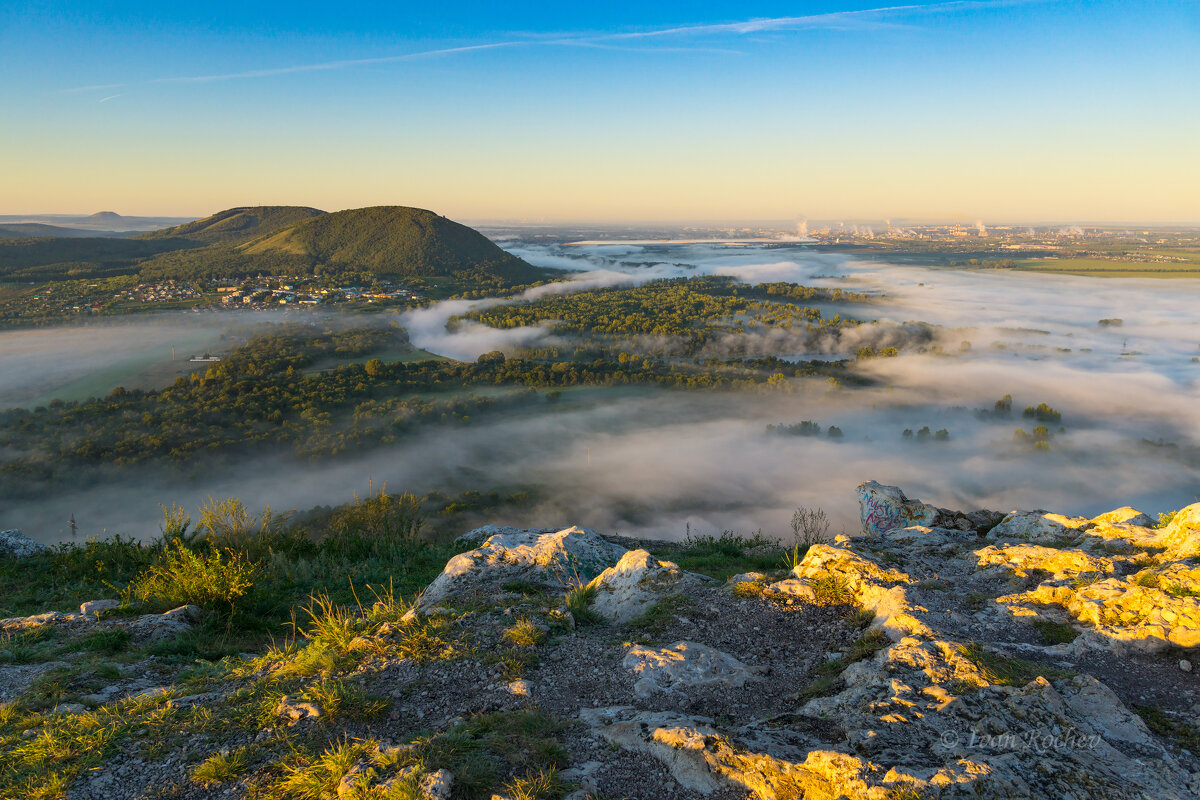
239,206,543,282
2,205,550,290
135,206,325,245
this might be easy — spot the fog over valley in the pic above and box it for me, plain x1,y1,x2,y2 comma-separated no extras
4,240,1198,545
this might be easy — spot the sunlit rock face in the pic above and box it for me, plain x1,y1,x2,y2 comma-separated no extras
416,525,626,610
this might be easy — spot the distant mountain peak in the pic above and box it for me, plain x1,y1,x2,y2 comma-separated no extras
89,211,123,220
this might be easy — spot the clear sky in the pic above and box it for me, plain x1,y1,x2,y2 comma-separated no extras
2,1,1197,223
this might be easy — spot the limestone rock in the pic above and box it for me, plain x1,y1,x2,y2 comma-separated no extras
419,768,453,800
974,543,1115,580
1092,507,1155,528
1156,502,1200,559
623,641,763,698
417,527,625,611
1009,560,1200,653
277,695,321,723
0,529,46,559
589,549,686,623
453,525,556,552
987,511,1090,544
80,600,121,618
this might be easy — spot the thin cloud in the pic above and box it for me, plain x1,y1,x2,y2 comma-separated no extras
97,94,122,103
64,0,1041,93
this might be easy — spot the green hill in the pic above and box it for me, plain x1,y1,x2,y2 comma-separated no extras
0,236,197,281
138,206,325,245
240,206,542,281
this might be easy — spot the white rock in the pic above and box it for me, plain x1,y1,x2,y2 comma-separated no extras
0,529,46,559
590,550,686,623
1181,659,1193,673
418,527,625,611
79,600,120,618
988,511,1089,544
623,641,762,698
419,769,453,800
506,679,532,697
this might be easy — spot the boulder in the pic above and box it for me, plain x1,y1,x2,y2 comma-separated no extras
1156,503,1200,559
986,511,1090,544
856,482,990,536
857,481,940,535
80,600,121,618
0,529,46,559
417,527,625,611
1091,507,1155,528
452,525,556,552
623,641,763,698
589,549,687,623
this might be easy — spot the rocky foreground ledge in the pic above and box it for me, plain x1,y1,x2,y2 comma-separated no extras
2,485,1199,799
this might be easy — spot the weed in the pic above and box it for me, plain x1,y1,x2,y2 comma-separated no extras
731,580,765,599
564,583,601,626
503,617,546,648
810,573,853,605
958,642,1074,686
275,737,369,800
1134,571,1161,589
790,506,831,548
60,629,131,656
500,767,569,800
1166,583,1200,599
963,592,989,611
1134,705,1200,753
1031,618,1079,645
628,595,689,634
917,579,948,592
301,678,388,722
191,747,251,786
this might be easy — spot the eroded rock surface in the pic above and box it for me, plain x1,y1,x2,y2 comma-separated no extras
590,549,690,623
417,526,626,610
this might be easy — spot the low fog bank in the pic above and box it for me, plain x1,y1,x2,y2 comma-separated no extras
6,240,1198,548
10,381,1198,548
0,311,340,408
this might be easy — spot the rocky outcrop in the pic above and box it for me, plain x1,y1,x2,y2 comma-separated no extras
856,481,1000,537
1157,502,1200,559
0,529,46,559
583,488,1200,798
0,603,198,642
417,526,626,611
589,549,689,623
623,641,763,698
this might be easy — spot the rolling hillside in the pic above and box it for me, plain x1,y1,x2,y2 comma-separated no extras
138,206,325,245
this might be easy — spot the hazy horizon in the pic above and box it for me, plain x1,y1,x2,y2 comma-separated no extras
3,1,1197,222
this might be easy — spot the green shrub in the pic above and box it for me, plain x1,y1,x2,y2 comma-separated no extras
130,542,257,614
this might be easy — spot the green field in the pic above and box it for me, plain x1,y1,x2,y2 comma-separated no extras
1012,257,1200,278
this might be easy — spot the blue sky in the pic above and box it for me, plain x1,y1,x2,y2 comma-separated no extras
2,1,1197,221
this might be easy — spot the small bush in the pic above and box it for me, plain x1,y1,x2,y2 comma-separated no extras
130,542,257,614
1134,571,1161,589
501,767,569,800
790,506,831,547
731,580,765,599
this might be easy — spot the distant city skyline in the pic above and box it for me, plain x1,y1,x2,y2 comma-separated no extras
2,1,1197,222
